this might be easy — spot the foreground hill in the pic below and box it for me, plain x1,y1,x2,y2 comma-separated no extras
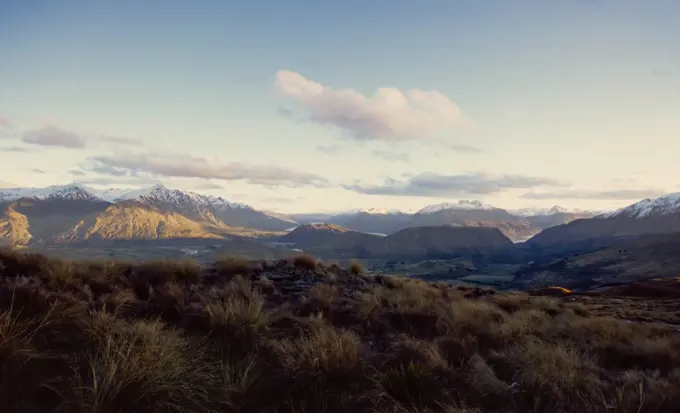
0,184,294,245
280,223,519,260
526,193,680,255
0,249,678,413
515,232,680,290
326,201,596,242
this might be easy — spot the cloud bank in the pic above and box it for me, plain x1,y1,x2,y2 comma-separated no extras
521,188,666,201
22,126,87,148
19,125,143,149
87,152,329,188
345,172,565,197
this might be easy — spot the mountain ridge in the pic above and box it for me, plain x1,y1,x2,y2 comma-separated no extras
526,192,680,255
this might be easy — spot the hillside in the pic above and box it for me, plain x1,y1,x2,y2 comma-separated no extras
372,226,517,259
515,232,680,290
0,250,678,413
279,223,381,249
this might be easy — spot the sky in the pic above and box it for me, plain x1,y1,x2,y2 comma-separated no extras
1,0,679,214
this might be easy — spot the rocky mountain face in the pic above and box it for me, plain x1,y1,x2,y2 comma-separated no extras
0,184,295,245
526,193,680,254
326,201,596,242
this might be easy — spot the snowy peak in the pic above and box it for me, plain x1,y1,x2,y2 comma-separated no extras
46,184,102,201
341,207,409,216
0,184,103,202
114,184,249,209
512,205,589,217
599,193,680,219
417,200,498,214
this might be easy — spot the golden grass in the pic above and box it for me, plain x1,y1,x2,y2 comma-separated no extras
0,249,678,413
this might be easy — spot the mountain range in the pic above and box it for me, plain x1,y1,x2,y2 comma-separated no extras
303,201,596,241
4,183,680,261
0,183,598,245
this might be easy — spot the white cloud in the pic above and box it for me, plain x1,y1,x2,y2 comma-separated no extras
274,70,471,143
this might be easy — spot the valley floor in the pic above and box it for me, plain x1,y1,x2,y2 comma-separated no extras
0,250,679,413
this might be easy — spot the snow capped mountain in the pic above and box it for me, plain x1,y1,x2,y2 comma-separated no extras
512,205,592,217
114,184,249,209
340,207,411,215
0,184,104,202
417,200,498,214
599,193,680,219
0,183,251,209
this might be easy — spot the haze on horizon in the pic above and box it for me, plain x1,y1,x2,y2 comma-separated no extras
0,0,678,214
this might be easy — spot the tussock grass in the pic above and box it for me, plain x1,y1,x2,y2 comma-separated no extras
290,254,318,271
214,256,259,278
0,248,679,413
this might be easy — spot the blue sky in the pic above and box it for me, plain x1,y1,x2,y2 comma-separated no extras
1,0,679,213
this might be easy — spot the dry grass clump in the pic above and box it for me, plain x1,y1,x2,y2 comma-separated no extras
214,256,260,278
65,318,216,413
290,253,318,271
349,260,364,275
0,248,679,413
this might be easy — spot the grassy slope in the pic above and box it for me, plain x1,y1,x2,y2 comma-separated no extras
0,249,679,413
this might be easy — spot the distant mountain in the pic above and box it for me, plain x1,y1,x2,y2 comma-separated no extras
526,193,680,254
321,201,596,242
520,206,597,233
327,208,413,235
0,184,294,245
0,183,107,202
510,205,591,217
